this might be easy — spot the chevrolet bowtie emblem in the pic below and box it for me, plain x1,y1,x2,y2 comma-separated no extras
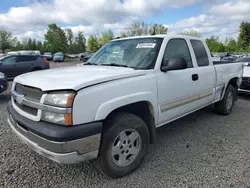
12,91,25,105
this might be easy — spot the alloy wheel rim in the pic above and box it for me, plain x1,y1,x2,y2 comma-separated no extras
226,91,234,111
111,129,141,167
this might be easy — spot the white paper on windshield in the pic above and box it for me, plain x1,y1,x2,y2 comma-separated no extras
136,43,156,48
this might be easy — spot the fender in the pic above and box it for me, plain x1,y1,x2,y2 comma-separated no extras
221,74,240,99
94,92,158,124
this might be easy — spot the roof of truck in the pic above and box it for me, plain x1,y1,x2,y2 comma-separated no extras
112,34,204,42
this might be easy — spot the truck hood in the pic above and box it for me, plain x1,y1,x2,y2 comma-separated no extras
243,67,250,77
14,65,146,91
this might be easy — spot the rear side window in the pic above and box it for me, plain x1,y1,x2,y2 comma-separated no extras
17,55,38,62
163,39,193,68
190,40,209,67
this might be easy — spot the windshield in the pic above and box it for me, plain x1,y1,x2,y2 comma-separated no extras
54,53,63,56
89,37,163,69
44,53,51,55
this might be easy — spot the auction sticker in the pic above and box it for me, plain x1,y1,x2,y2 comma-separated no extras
136,43,156,48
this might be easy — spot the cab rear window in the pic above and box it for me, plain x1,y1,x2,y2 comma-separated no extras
190,40,209,67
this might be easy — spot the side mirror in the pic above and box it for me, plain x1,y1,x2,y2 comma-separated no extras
161,57,188,72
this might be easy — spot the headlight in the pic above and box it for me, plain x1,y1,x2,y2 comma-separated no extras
42,91,76,126
44,91,76,107
41,111,72,125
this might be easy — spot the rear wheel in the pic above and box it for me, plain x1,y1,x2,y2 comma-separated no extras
98,112,149,178
214,84,236,115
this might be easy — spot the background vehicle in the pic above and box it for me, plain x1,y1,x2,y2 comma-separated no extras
53,52,65,62
7,51,20,55
79,52,89,61
7,35,243,179
238,58,250,93
0,55,50,80
81,53,94,62
239,66,250,93
235,57,250,66
19,50,41,55
0,72,8,94
44,52,53,60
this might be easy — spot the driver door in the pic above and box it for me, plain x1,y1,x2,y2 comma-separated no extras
156,38,200,125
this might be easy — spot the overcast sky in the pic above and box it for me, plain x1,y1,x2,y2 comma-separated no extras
0,0,249,41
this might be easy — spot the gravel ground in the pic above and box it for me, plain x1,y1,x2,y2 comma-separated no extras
1,63,250,187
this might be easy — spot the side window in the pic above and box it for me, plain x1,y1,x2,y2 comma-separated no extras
17,55,37,62
163,39,193,68
190,40,209,67
2,57,17,65
23,56,32,61
16,56,24,62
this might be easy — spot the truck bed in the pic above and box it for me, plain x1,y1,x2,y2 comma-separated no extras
214,62,243,89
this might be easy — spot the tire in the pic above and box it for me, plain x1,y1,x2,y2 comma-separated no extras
98,112,149,179
214,84,236,115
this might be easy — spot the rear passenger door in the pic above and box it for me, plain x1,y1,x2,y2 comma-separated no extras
189,40,216,107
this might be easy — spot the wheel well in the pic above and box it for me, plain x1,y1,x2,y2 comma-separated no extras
106,101,156,144
225,77,239,100
228,77,239,89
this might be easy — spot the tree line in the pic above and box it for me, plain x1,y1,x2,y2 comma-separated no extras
0,21,249,54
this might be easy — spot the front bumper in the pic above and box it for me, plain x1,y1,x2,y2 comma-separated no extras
238,89,250,93
7,102,102,164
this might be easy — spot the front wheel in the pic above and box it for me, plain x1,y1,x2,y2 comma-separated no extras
98,112,149,178
214,84,236,115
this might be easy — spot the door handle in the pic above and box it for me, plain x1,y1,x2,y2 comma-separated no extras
192,74,199,81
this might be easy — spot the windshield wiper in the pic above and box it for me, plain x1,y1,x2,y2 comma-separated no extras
84,62,98,65
101,63,129,68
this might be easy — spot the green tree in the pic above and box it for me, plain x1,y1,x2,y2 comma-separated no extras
150,24,168,35
15,41,23,51
21,37,29,50
27,38,33,50
37,41,43,53
238,22,250,50
87,35,100,53
65,28,74,46
99,30,114,46
75,31,86,53
121,20,168,37
206,36,225,52
45,23,68,53
32,39,37,50
225,37,238,52
0,29,13,52
181,29,201,37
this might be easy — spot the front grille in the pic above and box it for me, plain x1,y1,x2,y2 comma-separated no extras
240,78,250,90
14,101,38,116
15,83,43,101
242,77,250,81
14,83,43,116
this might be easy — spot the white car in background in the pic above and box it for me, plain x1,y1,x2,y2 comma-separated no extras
7,51,20,55
238,57,250,93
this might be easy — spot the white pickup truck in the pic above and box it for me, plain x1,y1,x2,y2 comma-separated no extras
7,35,243,178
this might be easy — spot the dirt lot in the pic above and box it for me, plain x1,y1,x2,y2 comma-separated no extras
1,62,250,188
